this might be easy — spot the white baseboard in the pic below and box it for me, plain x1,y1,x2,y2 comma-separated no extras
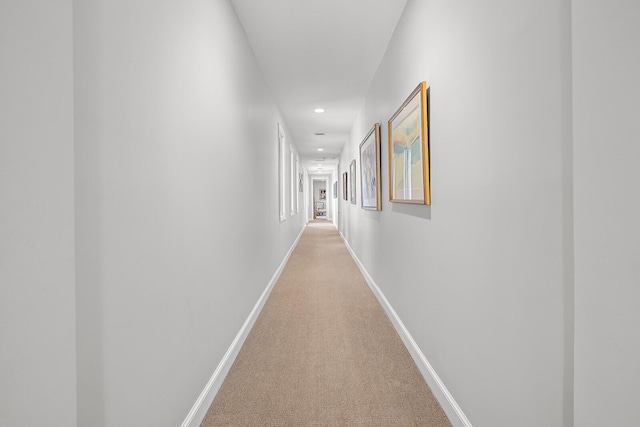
339,232,473,427
180,226,305,427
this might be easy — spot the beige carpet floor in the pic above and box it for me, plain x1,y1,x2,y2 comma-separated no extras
201,220,451,426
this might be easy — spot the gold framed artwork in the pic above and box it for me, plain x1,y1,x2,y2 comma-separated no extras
359,123,381,210
388,81,430,205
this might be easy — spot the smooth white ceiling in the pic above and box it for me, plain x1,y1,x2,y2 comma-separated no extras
231,0,408,174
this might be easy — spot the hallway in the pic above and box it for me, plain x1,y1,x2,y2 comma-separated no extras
2,1,639,426
201,221,450,426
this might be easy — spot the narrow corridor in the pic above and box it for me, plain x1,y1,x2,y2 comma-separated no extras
201,221,451,426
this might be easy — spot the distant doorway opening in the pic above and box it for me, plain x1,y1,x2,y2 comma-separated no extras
312,179,327,219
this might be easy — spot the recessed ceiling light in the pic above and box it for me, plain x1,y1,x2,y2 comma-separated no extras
317,148,324,151
314,108,325,113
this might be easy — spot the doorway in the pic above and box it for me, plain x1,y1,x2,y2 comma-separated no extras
312,179,328,220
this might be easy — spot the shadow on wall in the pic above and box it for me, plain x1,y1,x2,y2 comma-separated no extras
391,203,432,220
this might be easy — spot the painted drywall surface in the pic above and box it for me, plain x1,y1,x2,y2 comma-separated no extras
0,1,77,425
573,1,640,425
73,1,305,425
340,1,571,425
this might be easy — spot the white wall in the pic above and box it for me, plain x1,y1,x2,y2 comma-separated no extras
339,1,572,425
73,1,304,426
573,1,640,426
0,1,77,426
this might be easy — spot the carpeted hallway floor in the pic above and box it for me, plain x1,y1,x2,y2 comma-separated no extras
201,220,451,426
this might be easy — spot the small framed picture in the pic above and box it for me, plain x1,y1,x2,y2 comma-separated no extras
359,123,381,210
350,160,356,204
342,172,348,201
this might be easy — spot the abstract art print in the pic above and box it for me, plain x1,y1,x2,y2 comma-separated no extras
359,123,381,210
350,160,357,204
388,81,430,205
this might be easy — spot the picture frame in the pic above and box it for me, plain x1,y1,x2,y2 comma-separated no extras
290,147,295,216
388,81,430,205
278,123,287,221
342,172,348,201
359,123,382,210
333,181,338,199
320,188,326,200
350,159,357,204
295,157,300,213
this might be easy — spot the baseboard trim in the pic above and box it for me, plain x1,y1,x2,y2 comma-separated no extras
180,226,305,427
339,231,473,427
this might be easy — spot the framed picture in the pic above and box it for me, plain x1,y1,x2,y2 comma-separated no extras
359,123,381,210
342,172,348,201
320,188,326,200
350,159,357,204
388,81,430,205
333,181,338,199
278,123,287,221
299,172,303,192
290,148,295,216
